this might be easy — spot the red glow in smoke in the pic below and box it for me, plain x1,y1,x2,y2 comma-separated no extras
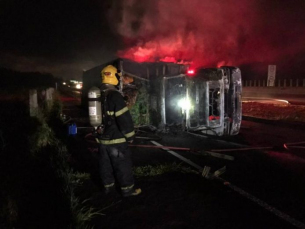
118,37,197,63
110,0,305,71
159,56,177,63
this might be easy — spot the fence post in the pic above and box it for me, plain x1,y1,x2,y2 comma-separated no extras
284,79,286,87
29,89,38,117
46,88,54,110
290,79,292,87
296,79,299,87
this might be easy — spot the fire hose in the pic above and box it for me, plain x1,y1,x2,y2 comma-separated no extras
84,131,303,154
84,132,234,160
79,122,302,160
283,141,305,150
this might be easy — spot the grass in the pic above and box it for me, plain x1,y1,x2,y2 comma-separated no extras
71,197,104,229
45,98,103,229
133,162,198,177
70,172,91,185
0,89,101,229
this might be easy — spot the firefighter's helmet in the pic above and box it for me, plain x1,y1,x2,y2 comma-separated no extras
101,65,121,85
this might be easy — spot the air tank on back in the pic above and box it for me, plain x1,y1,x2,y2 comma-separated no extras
88,86,102,129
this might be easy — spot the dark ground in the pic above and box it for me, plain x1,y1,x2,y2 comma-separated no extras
61,93,305,229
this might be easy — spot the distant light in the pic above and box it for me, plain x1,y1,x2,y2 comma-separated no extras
76,84,82,89
63,82,66,85
187,69,195,75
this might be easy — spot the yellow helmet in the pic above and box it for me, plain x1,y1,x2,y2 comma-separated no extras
101,65,121,85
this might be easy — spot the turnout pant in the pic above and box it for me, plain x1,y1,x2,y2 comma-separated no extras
98,143,134,189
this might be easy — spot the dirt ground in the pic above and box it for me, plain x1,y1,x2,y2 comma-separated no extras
242,102,305,122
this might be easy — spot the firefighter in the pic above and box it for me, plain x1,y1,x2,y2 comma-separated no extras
96,65,141,197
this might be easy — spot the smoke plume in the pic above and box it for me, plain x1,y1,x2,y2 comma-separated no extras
107,0,305,78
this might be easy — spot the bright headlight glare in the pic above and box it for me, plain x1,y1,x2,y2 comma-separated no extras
76,84,82,89
178,98,191,110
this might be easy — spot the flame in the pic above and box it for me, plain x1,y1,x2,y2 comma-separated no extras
118,34,198,63
159,57,177,63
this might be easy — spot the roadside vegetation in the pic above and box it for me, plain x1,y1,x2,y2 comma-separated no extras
133,163,198,177
0,89,101,229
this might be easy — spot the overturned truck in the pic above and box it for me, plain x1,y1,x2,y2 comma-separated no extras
82,58,242,136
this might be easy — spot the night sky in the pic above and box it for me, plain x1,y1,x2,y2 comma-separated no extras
1,0,305,80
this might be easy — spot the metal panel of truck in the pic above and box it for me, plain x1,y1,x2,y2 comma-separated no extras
221,66,242,135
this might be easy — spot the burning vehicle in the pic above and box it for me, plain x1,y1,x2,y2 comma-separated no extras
82,58,242,136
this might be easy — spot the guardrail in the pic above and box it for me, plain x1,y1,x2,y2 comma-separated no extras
243,79,305,87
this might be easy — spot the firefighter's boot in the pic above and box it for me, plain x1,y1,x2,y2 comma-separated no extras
104,183,115,194
121,187,142,197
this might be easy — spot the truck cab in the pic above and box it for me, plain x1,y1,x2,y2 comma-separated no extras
162,66,242,136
